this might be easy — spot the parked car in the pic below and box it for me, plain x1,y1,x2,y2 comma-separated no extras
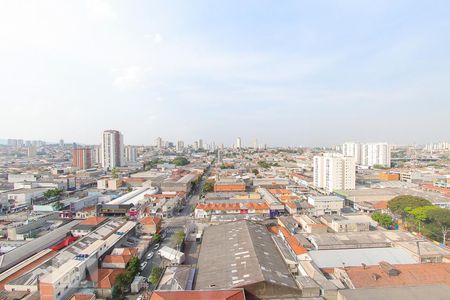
147,251,154,260
139,261,147,271
153,243,160,250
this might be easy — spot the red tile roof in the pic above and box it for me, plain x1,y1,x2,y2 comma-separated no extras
278,226,307,255
150,289,246,300
79,216,107,226
341,263,450,288
88,269,125,289
140,216,162,225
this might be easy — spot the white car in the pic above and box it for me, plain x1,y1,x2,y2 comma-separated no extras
137,296,143,300
153,243,160,250
147,252,154,260
139,261,147,271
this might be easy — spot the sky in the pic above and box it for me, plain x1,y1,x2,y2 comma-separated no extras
0,0,449,147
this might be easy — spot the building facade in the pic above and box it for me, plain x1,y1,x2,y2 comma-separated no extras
313,153,355,192
101,130,124,169
72,147,92,169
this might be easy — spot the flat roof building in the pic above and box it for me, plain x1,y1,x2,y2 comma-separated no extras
196,220,302,299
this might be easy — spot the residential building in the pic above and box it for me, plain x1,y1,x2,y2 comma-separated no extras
101,130,124,169
342,142,391,167
313,153,355,192
72,147,92,169
124,145,137,164
176,140,184,152
140,216,162,234
342,142,361,164
236,137,242,149
307,195,344,216
361,142,391,167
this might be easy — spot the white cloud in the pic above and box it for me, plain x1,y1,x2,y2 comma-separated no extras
112,66,149,90
86,0,116,21
145,33,163,44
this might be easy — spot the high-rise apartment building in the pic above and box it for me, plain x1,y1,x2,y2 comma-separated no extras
177,140,184,152
342,142,362,164
199,139,204,149
93,145,102,165
27,146,37,158
124,145,137,164
155,137,163,149
72,147,92,169
101,130,124,169
342,142,391,168
236,137,242,149
313,153,355,192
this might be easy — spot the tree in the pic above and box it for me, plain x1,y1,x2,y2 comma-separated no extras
406,206,439,223
172,156,189,166
252,169,259,176
175,230,185,245
371,212,394,229
127,256,140,276
153,233,161,243
373,164,388,169
388,195,432,216
111,167,119,179
428,208,450,244
44,188,63,199
258,161,271,169
52,201,64,211
203,181,214,193
148,267,164,285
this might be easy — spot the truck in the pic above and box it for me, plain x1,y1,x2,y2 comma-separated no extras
157,246,185,264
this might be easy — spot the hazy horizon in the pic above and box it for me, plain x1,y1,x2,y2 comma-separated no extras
1,1,449,146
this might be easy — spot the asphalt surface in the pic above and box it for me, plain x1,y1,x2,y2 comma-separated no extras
139,165,210,280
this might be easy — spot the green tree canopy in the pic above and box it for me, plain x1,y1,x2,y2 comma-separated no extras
203,181,214,193
371,212,394,229
406,206,440,222
148,267,164,285
44,188,63,199
172,156,190,166
388,195,432,216
428,208,450,244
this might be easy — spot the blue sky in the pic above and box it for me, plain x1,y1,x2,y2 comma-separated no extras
0,0,449,146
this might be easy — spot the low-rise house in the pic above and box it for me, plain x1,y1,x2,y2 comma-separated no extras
89,268,125,298
71,216,107,237
140,216,162,234
307,196,344,216
294,215,328,234
319,214,372,233
102,247,138,269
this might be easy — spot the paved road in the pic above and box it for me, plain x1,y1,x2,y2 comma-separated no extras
138,164,210,285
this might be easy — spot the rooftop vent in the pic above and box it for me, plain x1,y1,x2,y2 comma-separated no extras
379,261,401,276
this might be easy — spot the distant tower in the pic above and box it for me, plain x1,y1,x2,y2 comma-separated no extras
236,137,242,149
177,140,184,152
253,139,258,150
59,139,64,148
155,137,163,149
199,139,204,149
102,130,124,169
28,146,37,158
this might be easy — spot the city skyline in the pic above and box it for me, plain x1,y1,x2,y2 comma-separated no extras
1,1,450,145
